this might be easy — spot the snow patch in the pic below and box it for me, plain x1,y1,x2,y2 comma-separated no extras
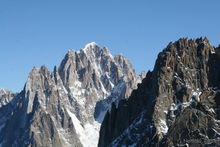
208,108,215,114
192,90,201,102
67,108,100,147
107,111,147,147
211,50,216,54
109,53,114,59
69,80,86,106
82,42,97,53
157,119,168,135
112,79,125,94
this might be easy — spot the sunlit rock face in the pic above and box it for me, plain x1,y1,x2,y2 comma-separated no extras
0,42,141,147
98,37,220,147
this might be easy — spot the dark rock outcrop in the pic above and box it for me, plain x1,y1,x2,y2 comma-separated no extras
98,37,220,147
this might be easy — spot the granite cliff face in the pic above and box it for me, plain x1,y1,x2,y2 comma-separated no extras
0,42,141,147
98,37,220,147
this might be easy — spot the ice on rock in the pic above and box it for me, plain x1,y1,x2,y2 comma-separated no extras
83,42,97,52
157,119,168,135
67,108,100,147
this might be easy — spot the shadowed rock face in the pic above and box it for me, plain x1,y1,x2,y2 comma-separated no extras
0,42,141,147
98,37,220,147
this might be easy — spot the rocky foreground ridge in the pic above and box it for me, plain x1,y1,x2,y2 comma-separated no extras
0,42,141,147
98,37,220,147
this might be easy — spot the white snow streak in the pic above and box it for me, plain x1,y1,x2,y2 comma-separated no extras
67,109,100,147
157,119,168,135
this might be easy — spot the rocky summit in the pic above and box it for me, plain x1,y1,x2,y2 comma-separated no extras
0,42,141,147
2,37,220,147
98,37,220,147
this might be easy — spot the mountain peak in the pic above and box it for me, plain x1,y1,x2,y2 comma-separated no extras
0,41,142,147
30,66,39,74
67,49,75,56
83,42,97,50
0,87,6,94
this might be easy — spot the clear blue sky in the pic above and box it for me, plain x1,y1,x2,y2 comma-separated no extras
1,1,220,92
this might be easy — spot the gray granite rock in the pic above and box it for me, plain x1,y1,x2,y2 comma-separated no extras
0,42,141,147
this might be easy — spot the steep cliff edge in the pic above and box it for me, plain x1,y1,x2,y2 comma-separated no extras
98,37,220,147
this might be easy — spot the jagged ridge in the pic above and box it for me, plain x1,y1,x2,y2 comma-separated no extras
98,37,220,147
0,42,142,147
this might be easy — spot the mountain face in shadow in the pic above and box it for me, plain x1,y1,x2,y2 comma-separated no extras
98,37,220,147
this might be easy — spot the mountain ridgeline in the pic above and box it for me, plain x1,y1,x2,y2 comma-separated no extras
98,37,220,147
1,37,220,147
0,42,141,147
